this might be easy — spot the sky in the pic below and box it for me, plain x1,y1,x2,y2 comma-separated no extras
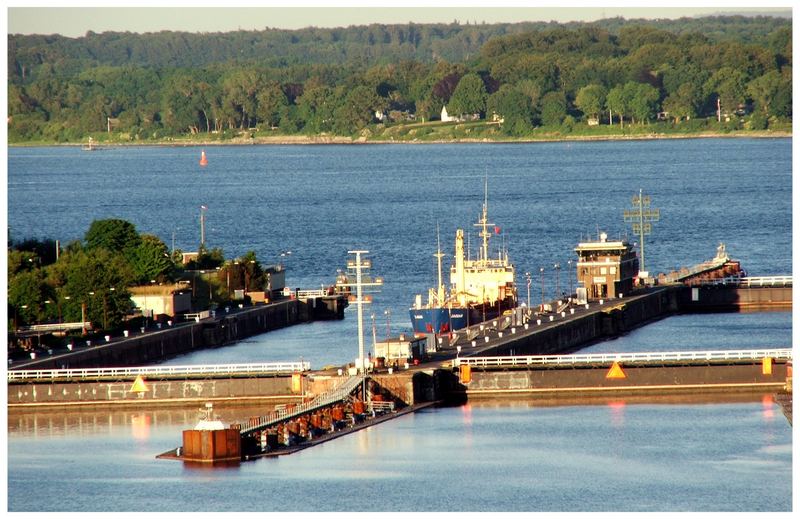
6,3,793,37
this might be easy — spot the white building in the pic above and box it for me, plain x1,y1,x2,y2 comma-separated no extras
441,105,456,122
129,284,192,317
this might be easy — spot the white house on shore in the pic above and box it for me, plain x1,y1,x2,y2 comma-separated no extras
441,105,456,122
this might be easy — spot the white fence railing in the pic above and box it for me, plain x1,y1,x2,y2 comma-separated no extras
239,375,362,435
454,349,793,368
699,276,793,287
7,362,311,382
17,322,91,333
295,289,328,299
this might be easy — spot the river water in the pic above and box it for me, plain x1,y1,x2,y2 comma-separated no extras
6,139,793,511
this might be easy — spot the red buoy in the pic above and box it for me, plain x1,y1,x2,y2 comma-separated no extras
199,150,208,166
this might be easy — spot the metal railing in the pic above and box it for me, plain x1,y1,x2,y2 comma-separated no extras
239,375,362,435
454,349,793,368
699,275,793,287
296,289,328,299
7,362,311,382
16,322,92,333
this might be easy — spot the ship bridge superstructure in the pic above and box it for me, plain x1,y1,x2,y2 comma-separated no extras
450,184,516,307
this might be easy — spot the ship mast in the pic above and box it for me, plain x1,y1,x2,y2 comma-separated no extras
474,176,494,263
434,223,445,303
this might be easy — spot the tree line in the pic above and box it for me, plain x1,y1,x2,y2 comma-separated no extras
8,219,267,339
7,16,792,142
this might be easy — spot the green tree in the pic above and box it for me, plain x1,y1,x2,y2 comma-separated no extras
662,82,702,123
332,85,380,135
53,247,134,330
129,234,174,284
447,73,487,117
85,219,141,256
574,84,607,122
486,85,533,135
540,91,568,127
8,269,53,327
255,81,288,128
606,85,627,127
627,82,660,124
704,67,748,116
746,71,785,116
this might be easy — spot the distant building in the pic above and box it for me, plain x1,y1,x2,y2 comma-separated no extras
181,252,199,265
587,117,600,126
441,105,456,122
574,233,639,300
129,284,192,318
374,335,428,365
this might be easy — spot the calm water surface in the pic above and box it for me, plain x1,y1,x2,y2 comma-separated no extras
7,395,792,512
6,139,793,511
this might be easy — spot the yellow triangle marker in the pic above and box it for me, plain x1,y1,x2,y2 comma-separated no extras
606,362,626,379
130,375,148,393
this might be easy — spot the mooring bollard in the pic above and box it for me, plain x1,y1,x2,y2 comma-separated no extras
67,343,73,351
168,320,173,327
105,335,111,342
498,332,503,338
570,308,575,314
471,340,476,347
536,319,541,326
549,315,554,321
140,327,146,333
585,304,589,309
123,330,129,338
86,340,91,347
484,336,490,343
600,299,604,305
29,352,36,359
524,323,529,330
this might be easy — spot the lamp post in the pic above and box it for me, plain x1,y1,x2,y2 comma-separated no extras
383,309,391,339
554,263,561,300
539,267,545,310
567,259,573,297
525,272,531,310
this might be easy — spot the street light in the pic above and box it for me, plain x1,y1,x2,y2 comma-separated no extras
554,263,561,300
525,272,531,310
567,259,574,297
383,309,391,339
539,267,545,310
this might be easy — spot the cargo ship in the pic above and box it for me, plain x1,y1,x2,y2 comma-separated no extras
409,185,517,336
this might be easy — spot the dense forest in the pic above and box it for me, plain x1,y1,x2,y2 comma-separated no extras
7,15,792,142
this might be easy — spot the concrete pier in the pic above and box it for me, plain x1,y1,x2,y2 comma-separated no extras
9,295,348,371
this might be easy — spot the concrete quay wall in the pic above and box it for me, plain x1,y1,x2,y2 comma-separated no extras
460,361,790,398
8,374,298,407
678,285,792,312
480,288,679,357
11,298,331,370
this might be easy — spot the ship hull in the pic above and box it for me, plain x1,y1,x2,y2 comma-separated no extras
409,299,514,335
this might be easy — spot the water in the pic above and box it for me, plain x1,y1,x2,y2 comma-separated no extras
7,138,792,364
7,395,791,512
6,139,793,511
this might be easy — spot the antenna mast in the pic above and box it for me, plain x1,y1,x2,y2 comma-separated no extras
623,189,660,273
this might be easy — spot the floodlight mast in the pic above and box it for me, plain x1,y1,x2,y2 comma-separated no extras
623,189,660,273
343,250,383,399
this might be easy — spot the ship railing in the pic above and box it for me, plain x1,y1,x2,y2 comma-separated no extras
7,362,311,382
454,349,792,368
239,375,362,435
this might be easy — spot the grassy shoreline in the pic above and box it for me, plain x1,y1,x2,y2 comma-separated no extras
8,129,791,147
